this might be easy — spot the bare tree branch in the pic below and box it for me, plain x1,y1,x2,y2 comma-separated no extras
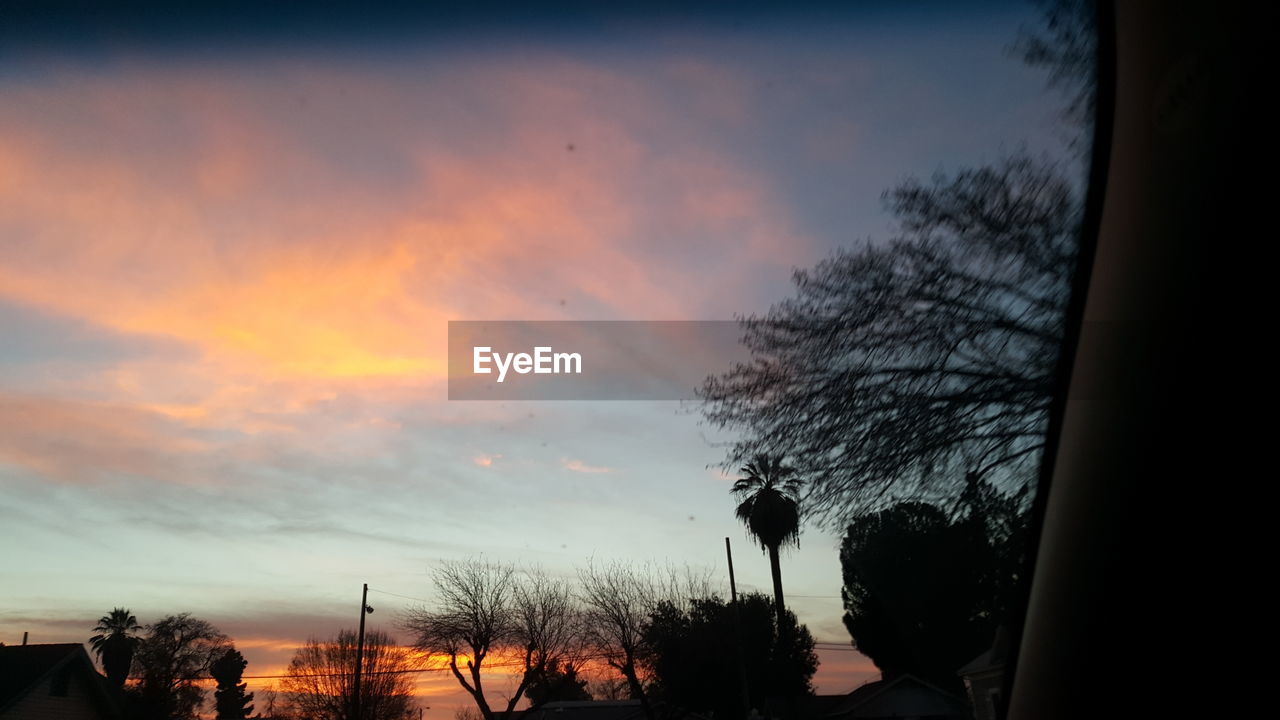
402,560,586,720
279,630,419,720
701,154,1081,526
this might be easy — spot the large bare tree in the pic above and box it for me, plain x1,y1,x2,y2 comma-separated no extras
401,559,581,720
700,0,1097,528
574,562,711,720
576,562,658,720
279,629,419,720
701,153,1082,525
511,570,582,688
131,613,232,720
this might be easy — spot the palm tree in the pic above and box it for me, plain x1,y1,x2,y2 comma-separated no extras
89,607,142,687
732,454,802,631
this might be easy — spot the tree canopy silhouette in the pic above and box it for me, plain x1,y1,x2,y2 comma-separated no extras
575,561,711,720
131,613,232,720
701,152,1081,524
839,479,1026,693
732,454,802,629
89,607,141,688
210,648,254,720
524,660,591,706
645,593,816,720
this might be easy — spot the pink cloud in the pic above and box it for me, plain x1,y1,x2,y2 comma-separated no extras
0,392,212,483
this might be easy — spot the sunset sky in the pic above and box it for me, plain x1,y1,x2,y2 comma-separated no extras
1,1,1068,713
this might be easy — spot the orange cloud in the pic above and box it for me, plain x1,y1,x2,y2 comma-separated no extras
0,392,211,482
0,49,814,484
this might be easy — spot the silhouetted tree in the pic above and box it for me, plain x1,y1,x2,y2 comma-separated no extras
1013,0,1098,150
701,0,1098,527
702,152,1081,525
955,472,1033,621
253,688,292,720
402,561,580,720
402,560,514,720
89,607,142,688
732,454,802,631
210,648,254,720
585,677,630,702
132,613,232,720
280,629,418,720
645,593,816,719
524,660,591,706
576,562,660,720
510,570,584,710
840,501,1010,693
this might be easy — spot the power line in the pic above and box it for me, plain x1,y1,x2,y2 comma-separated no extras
367,587,433,604
130,649,639,683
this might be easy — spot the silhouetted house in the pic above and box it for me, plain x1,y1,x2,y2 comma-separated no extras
0,643,120,720
517,700,707,720
957,628,1011,720
805,674,969,720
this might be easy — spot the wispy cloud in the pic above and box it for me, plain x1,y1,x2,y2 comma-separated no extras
561,458,615,474
472,453,502,468
0,51,813,492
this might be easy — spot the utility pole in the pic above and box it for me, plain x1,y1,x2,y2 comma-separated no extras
726,537,751,720
352,583,373,720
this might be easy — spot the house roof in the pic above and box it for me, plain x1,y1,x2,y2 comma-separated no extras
0,643,119,718
0,643,85,710
812,673,969,719
957,626,1011,676
805,693,850,717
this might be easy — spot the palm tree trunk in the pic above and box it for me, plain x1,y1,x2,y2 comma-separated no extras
768,543,786,631
103,636,133,687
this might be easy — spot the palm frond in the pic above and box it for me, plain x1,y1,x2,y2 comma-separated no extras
731,453,804,551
